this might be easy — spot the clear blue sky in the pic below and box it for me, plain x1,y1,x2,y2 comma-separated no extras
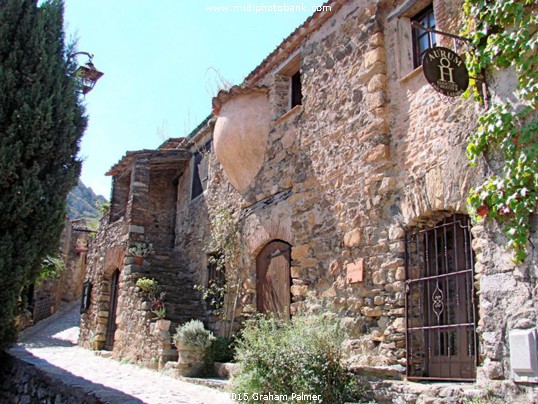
63,0,327,198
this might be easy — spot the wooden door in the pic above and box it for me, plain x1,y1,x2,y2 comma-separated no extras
105,269,120,350
256,240,291,319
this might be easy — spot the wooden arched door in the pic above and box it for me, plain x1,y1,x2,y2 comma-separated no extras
256,240,291,319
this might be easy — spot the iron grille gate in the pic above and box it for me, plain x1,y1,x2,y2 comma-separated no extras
405,214,477,381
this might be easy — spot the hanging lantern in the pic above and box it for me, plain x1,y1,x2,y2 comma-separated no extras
69,52,104,95
74,60,104,95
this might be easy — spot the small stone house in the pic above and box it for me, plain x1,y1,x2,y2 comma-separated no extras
80,0,538,398
19,218,91,329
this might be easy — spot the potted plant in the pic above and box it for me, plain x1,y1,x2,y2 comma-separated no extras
136,277,166,318
128,241,154,264
173,319,215,377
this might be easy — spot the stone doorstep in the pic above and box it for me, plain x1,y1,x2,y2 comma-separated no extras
181,377,230,391
350,364,405,380
93,350,113,359
368,379,489,403
161,361,235,390
214,362,239,378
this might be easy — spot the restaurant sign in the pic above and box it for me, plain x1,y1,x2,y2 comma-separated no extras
422,46,469,97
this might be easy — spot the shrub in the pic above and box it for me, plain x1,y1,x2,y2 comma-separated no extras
136,277,159,294
232,311,368,403
207,336,235,363
37,255,67,286
173,319,215,350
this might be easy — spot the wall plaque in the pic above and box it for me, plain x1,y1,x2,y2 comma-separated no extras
347,259,364,284
422,46,469,97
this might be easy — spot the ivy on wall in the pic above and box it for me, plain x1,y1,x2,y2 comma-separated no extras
195,207,243,337
463,0,538,262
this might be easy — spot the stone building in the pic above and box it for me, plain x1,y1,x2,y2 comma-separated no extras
80,0,537,399
18,218,91,329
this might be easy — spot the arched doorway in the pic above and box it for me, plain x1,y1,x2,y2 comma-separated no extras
256,240,291,319
105,269,120,351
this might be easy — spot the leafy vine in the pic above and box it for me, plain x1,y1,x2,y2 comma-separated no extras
195,207,242,336
463,0,538,262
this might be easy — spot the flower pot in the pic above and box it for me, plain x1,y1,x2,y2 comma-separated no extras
175,343,205,377
134,256,144,265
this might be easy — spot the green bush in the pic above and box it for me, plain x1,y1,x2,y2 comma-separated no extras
173,319,215,350
37,255,67,286
232,312,368,403
207,336,235,363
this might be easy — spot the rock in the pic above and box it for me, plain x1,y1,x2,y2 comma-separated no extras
344,229,362,247
362,306,383,317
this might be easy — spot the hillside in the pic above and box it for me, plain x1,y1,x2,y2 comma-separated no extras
66,181,108,220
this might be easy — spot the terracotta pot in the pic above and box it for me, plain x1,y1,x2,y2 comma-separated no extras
155,319,171,331
134,256,144,265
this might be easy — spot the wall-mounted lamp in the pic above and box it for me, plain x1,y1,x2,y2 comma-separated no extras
69,51,104,95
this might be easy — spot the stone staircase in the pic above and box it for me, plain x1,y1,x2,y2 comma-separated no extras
146,248,206,328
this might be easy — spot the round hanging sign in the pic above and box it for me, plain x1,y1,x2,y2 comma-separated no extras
422,46,469,97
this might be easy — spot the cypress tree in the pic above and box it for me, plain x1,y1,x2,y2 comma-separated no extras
0,0,87,349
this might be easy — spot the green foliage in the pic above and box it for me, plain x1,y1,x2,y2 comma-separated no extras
194,274,227,316
232,312,368,403
97,201,111,214
463,0,538,262
136,277,159,294
152,307,166,319
0,0,87,348
136,277,166,317
196,208,242,325
128,241,154,257
173,319,216,350
37,255,66,286
206,335,235,363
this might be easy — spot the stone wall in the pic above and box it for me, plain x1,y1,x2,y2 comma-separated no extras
78,0,537,392
79,216,127,350
62,218,92,302
0,351,140,403
28,218,91,326
173,0,537,389
80,149,201,368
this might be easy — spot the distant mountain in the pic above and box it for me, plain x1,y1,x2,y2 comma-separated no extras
66,180,108,220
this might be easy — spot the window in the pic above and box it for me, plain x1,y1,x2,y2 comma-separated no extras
275,53,302,118
206,253,226,313
191,141,211,200
411,5,436,68
290,70,302,109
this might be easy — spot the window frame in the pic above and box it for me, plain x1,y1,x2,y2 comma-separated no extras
290,70,303,109
388,0,436,79
190,140,211,201
411,4,437,69
274,52,302,119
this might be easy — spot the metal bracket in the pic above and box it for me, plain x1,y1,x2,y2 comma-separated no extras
411,21,490,107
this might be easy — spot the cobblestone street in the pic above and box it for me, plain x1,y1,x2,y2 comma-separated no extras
9,303,234,404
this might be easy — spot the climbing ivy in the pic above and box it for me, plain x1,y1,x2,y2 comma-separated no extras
463,0,538,262
195,207,243,336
